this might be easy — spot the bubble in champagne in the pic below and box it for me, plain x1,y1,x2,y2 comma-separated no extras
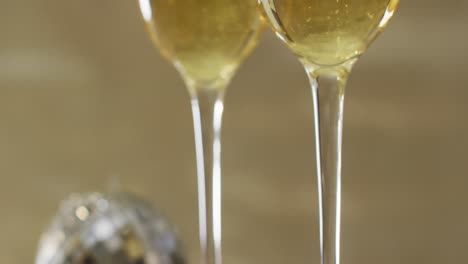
35,193,185,264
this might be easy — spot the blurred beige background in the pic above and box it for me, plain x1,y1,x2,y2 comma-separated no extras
1,0,467,263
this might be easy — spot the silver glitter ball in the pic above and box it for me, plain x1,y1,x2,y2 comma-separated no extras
36,193,185,264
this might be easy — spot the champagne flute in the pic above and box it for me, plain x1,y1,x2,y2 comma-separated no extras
258,1,399,264
137,1,264,264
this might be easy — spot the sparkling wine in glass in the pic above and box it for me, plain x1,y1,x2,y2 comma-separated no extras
258,0,399,264
138,1,264,264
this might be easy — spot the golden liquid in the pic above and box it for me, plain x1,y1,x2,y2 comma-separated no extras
259,0,399,66
140,0,264,86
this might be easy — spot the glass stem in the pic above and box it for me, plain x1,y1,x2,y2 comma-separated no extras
305,65,352,264
190,86,226,264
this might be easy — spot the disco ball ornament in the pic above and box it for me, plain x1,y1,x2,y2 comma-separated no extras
35,192,185,264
